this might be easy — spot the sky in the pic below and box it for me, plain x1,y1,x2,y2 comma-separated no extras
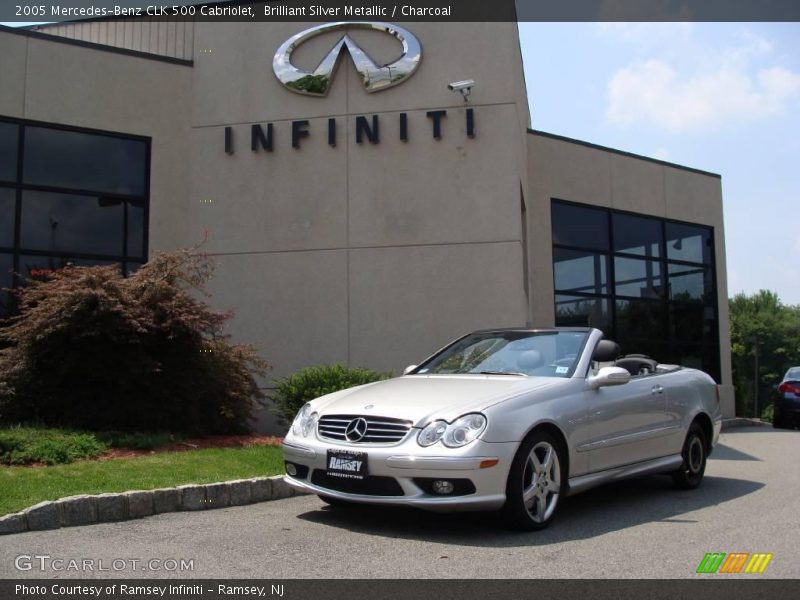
518,22,800,305
4,20,799,304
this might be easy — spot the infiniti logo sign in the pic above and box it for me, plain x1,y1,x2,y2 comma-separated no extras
273,21,422,96
344,417,369,442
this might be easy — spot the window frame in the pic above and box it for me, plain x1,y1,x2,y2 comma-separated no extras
551,198,721,382
0,116,150,308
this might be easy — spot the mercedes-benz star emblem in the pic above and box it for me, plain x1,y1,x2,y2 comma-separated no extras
344,417,369,442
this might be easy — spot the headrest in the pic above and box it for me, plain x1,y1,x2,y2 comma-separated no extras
593,340,620,362
517,350,544,370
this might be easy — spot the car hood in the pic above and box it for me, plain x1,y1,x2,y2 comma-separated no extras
311,375,565,426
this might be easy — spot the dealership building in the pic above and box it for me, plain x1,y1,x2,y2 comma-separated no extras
0,10,734,428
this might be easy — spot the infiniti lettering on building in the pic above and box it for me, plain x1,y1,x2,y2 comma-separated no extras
223,21,474,153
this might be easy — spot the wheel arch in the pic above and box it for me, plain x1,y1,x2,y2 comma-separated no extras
691,411,714,454
520,421,570,478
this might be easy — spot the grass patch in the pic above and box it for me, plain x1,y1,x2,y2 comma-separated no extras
0,426,107,466
0,445,284,516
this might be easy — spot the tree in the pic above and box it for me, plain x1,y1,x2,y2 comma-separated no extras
729,290,800,417
0,247,270,434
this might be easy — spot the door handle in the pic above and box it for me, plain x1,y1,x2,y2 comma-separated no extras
651,385,664,395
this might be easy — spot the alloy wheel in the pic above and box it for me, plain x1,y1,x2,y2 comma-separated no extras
522,440,561,523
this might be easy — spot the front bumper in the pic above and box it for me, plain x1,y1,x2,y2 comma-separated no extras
282,435,518,512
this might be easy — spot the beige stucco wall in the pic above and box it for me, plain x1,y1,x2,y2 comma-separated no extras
182,20,531,399
29,20,195,61
526,132,734,416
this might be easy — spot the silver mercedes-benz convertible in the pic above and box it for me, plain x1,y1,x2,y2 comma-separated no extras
282,327,722,530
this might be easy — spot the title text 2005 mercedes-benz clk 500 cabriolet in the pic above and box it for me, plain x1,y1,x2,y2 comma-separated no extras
282,328,722,530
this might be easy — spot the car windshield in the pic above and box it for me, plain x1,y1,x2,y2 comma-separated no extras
785,367,800,381
415,330,590,378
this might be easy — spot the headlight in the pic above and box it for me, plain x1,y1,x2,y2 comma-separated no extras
291,404,318,438
418,421,447,447
303,412,319,437
417,413,487,448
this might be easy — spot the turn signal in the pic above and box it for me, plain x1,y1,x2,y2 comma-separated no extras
479,459,499,469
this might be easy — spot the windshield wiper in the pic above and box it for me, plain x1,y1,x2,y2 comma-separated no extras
477,370,527,377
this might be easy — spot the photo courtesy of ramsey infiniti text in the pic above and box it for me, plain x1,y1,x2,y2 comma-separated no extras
283,328,723,530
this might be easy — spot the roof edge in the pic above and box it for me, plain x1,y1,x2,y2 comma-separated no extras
0,24,193,67
528,129,721,179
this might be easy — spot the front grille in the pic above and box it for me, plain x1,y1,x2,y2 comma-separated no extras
311,470,404,496
317,414,412,444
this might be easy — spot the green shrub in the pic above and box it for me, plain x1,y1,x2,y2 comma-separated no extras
94,431,174,450
270,364,392,426
0,247,270,435
0,426,107,465
760,403,774,423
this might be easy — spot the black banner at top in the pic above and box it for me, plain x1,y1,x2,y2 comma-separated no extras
1,0,800,23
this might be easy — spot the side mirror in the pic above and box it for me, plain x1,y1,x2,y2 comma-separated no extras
589,366,631,390
403,365,418,375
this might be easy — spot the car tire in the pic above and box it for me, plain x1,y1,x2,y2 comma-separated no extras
317,495,354,508
672,422,707,490
772,415,787,429
501,430,566,531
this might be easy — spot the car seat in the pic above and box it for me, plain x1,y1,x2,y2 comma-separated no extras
614,355,658,376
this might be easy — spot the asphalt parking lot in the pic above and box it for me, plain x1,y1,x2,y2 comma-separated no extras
1,426,797,579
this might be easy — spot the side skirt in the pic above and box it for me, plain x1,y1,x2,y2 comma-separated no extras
566,454,683,496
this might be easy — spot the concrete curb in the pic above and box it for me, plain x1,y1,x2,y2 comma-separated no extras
721,417,771,431
0,475,306,536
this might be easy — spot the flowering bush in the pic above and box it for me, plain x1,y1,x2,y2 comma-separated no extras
0,248,269,434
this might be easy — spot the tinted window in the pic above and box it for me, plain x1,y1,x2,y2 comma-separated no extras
669,302,714,343
0,188,15,248
555,295,611,332
20,191,124,256
614,257,663,299
615,299,668,343
553,248,609,294
127,200,146,258
23,127,146,196
612,213,662,257
668,263,711,301
0,252,12,316
666,222,712,264
670,344,703,371
552,200,720,381
0,122,18,182
125,261,144,276
552,202,610,251
19,255,119,281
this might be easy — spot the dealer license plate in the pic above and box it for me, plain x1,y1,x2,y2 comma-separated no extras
326,449,368,480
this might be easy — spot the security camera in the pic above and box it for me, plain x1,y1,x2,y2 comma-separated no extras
448,79,475,92
448,79,475,102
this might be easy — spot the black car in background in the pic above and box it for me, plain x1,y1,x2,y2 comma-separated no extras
774,367,800,429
